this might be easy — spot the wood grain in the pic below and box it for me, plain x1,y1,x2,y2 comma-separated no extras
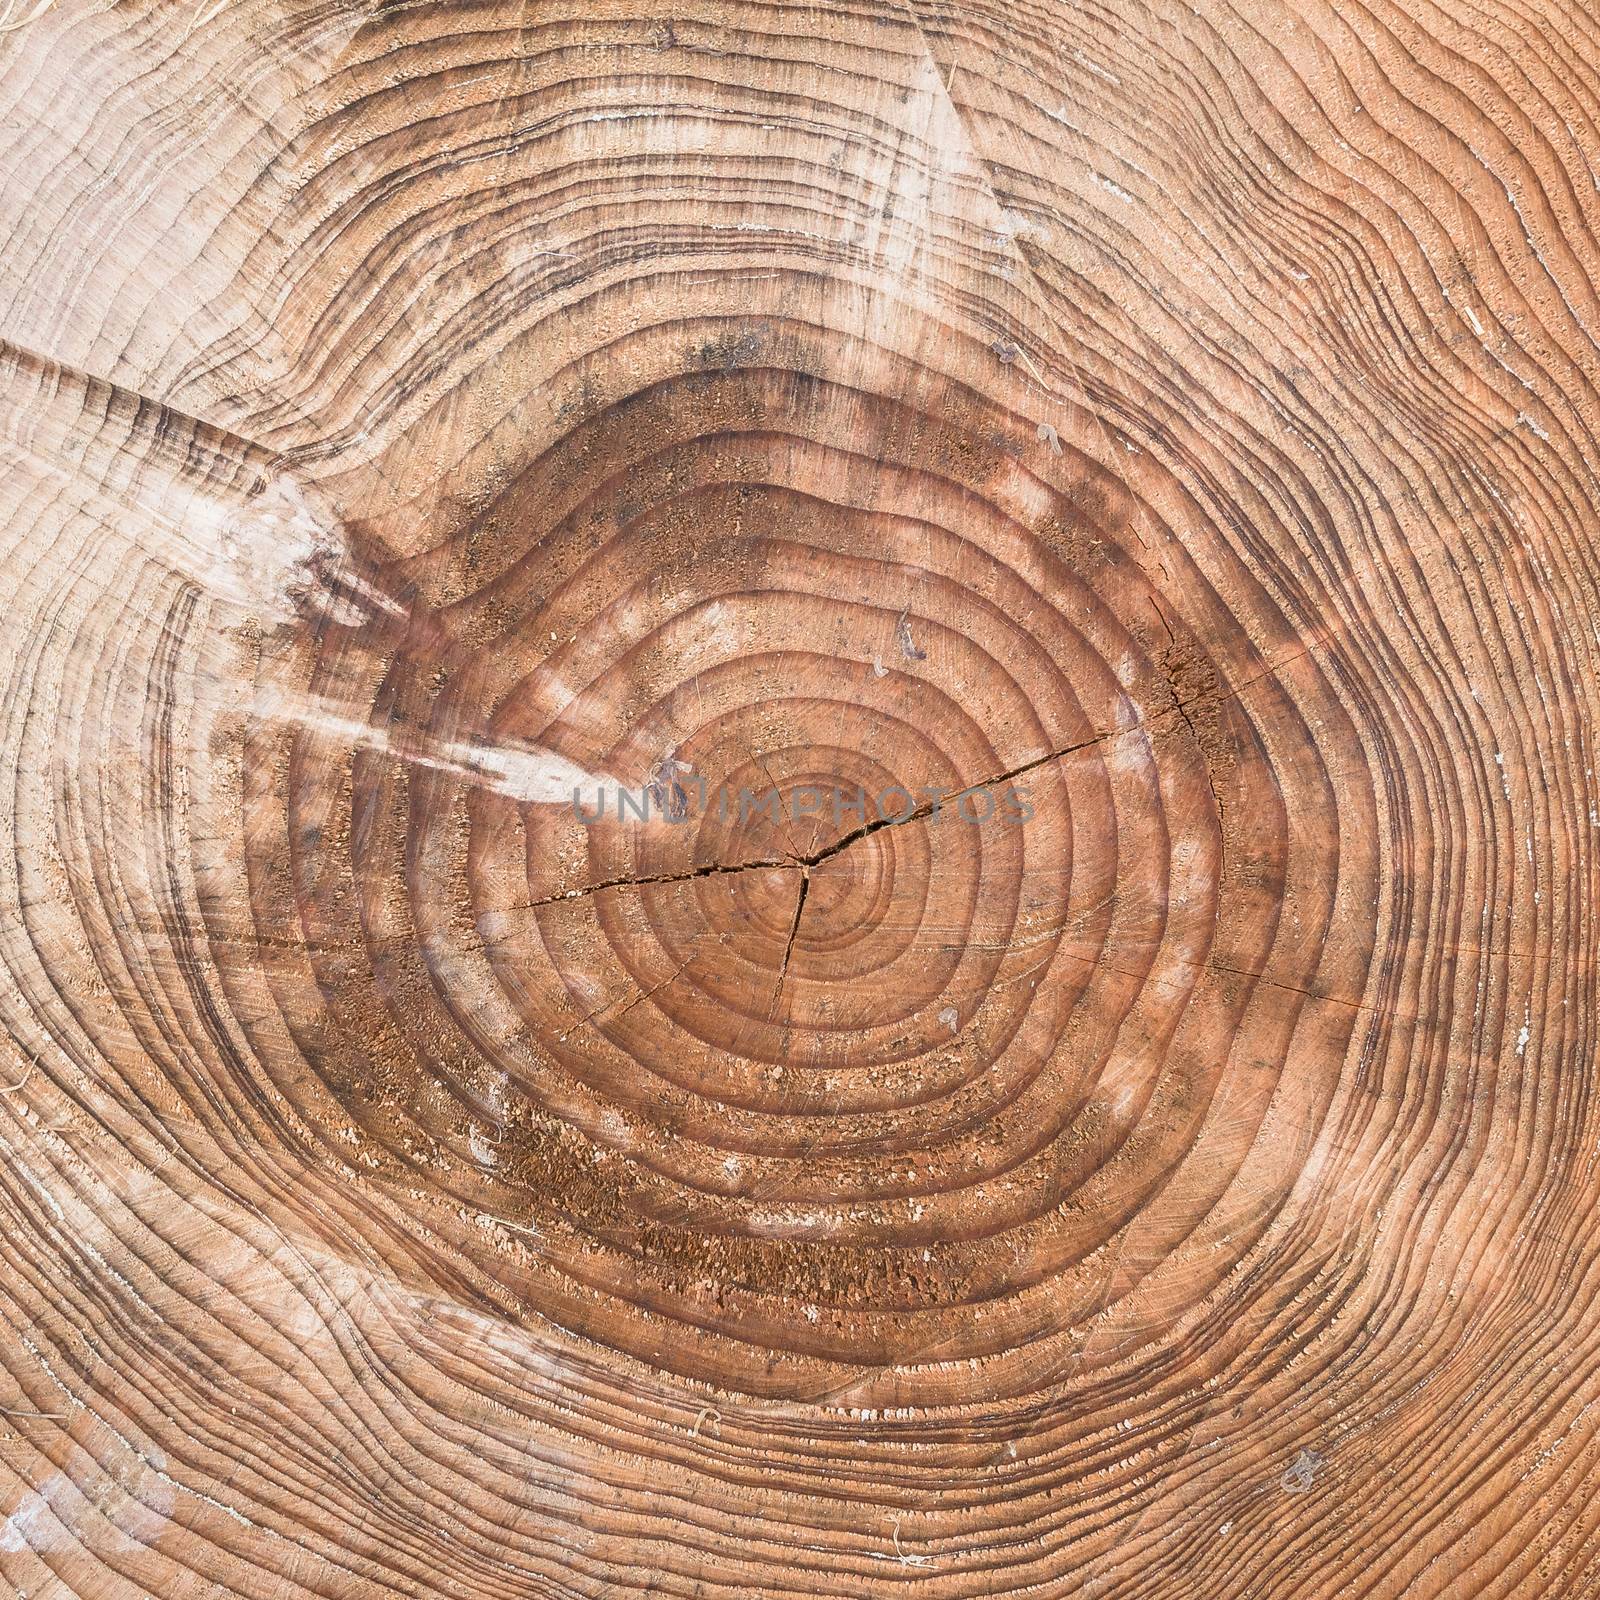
3,0,1600,1594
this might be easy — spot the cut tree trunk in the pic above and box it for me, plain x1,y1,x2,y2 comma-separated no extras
1,1,1599,1596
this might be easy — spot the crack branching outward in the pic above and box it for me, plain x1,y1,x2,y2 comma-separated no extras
778,871,810,979
794,731,1105,869
524,724,1131,911
768,870,813,1014
526,854,792,910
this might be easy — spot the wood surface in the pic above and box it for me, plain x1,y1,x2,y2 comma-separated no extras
2,0,1600,1595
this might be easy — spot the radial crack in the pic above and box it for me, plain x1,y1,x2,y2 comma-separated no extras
778,870,811,980
526,723,1141,910
526,855,793,908
797,725,1118,868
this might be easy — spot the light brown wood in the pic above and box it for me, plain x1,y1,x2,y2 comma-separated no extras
3,0,1600,1595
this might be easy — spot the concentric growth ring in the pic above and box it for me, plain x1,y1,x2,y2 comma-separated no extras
215,337,1372,1402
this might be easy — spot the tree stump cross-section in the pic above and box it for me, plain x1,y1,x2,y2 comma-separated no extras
1,1,1599,1596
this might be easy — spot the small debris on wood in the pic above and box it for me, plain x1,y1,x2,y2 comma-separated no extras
1280,1448,1326,1493
895,609,927,661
